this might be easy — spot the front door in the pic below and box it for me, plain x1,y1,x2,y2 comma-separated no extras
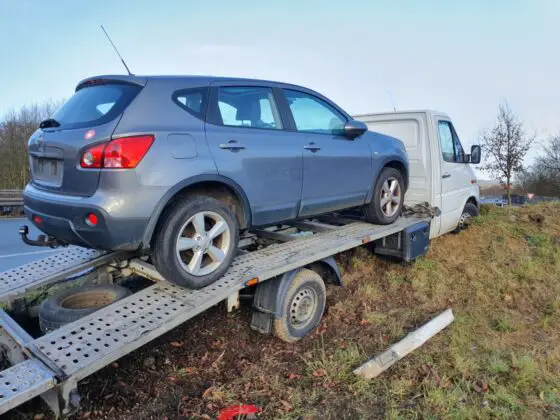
280,89,372,217
205,84,305,226
437,119,473,234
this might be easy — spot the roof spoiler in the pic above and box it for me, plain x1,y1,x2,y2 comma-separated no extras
76,75,148,91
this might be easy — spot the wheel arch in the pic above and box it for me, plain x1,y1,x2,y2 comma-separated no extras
142,174,251,249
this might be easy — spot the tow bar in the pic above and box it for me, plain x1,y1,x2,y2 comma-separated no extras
19,225,68,248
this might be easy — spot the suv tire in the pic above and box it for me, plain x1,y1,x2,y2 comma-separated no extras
363,167,405,225
152,196,239,289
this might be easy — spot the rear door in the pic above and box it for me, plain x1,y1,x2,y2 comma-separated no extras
28,81,142,196
204,83,305,226
436,119,472,234
280,88,372,217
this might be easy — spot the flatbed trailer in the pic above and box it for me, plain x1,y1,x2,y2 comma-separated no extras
0,214,430,417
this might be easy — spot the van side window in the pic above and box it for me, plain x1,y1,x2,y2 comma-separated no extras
173,87,209,121
283,89,347,135
438,121,465,162
216,87,283,130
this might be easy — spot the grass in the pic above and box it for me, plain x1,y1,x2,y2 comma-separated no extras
240,203,560,419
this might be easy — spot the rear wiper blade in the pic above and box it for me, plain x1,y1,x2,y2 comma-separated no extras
39,118,61,129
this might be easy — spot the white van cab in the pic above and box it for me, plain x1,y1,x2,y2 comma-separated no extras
354,110,481,239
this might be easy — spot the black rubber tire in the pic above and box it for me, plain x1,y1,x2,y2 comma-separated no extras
39,284,131,333
453,202,479,233
151,196,239,289
363,167,405,225
273,269,326,343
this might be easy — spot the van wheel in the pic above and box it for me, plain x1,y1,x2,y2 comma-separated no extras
152,196,239,289
453,202,479,233
273,269,326,343
39,284,131,333
363,167,405,225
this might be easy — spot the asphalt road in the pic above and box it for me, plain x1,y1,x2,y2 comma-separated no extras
0,218,64,271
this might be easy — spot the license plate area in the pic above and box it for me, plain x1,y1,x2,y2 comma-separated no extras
32,157,63,187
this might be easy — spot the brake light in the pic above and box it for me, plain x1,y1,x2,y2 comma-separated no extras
80,135,154,169
104,135,154,168
80,143,105,168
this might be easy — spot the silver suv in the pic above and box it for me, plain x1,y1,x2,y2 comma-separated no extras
24,75,409,288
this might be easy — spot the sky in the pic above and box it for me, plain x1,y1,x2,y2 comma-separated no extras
1,0,558,174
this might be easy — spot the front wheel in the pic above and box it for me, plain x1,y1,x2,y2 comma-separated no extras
363,167,405,225
453,202,479,233
152,196,239,289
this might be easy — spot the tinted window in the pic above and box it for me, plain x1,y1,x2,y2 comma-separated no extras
216,87,282,130
52,83,141,130
438,121,465,162
284,89,347,135
173,87,208,120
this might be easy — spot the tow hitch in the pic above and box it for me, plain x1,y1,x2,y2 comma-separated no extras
19,225,68,248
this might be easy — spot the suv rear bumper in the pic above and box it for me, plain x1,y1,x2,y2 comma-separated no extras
24,186,147,251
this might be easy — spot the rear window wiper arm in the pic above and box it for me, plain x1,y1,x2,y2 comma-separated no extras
39,118,61,129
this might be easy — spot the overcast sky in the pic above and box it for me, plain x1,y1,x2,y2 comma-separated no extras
1,0,558,172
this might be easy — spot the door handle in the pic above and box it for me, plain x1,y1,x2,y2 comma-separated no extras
220,141,245,151
442,173,451,179
304,143,321,152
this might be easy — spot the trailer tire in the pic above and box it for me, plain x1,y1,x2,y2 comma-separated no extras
39,284,131,333
273,269,326,343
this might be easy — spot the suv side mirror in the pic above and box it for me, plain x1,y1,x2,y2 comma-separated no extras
470,145,481,164
344,120,368,140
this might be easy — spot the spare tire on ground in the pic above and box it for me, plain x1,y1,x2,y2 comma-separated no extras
39,284,131,333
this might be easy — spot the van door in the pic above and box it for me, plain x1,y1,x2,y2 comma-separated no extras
436,119,473,234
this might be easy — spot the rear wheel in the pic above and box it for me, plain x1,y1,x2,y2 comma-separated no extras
363,167,405,225
273,269,326,343
152,196,239,289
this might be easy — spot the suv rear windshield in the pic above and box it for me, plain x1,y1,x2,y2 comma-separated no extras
51,83,141,130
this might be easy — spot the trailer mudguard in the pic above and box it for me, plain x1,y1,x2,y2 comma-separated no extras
250,257,341,334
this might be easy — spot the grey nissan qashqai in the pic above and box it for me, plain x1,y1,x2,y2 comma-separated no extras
24,75,408,289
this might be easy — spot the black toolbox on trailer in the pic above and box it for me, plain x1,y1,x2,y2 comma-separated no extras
374,221,430,261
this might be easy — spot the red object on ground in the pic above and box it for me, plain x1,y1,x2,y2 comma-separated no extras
217,404,261,420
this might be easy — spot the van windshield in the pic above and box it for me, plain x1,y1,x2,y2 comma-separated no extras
51,83,141,130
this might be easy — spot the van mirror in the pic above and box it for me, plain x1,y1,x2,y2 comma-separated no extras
344,120,368,139
470,145,481,164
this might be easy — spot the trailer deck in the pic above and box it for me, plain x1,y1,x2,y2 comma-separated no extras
0,215,429,416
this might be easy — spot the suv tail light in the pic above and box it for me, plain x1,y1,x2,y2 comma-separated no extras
80,135,154,169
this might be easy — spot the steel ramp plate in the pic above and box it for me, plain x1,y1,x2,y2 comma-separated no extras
0,248,120,302
29,217,425,380
0,359,56,415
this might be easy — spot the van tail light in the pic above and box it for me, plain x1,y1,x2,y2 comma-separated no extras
80,135,154,169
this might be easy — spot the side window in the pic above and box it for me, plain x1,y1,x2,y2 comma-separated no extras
438,121,465,162
216,87,282,130
173,87,209,120
283,89,347,135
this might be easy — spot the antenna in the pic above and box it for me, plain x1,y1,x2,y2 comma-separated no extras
100,25,132,75
388,91,397,112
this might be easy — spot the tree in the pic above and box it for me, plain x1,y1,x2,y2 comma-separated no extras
480,102,534,205
534,134,560,194
0,100,62,189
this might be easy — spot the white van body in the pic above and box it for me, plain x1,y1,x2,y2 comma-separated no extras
354,110,479,239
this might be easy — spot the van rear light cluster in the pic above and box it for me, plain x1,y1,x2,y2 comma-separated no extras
80,135,154,169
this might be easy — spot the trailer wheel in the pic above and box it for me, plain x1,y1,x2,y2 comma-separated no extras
39,284,131,333
273,269,326,343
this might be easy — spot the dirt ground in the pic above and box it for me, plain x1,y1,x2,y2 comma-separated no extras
6,203,560,420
